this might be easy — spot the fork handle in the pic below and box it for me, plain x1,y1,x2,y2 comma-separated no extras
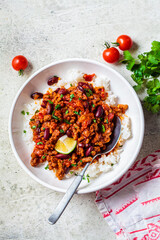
48,162,90,225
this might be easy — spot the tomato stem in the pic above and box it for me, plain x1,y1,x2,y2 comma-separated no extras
111,42,119,46
104,42,110,49
18,69,24,76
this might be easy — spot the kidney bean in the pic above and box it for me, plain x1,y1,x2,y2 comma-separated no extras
85,143,91,148
78,85,85,93
31,92,43,100
78,82,89,88
54,88,60,93
46,103,53,114
85,146,93,157
36,128,41,134
66,129,72,138
108,113,114,121
44,128,50,140
47,76,59,86
78,142,84,148
55,154,70,159
58,88,68,95
83,101,89,109
41,100,47,108
95,105,104,118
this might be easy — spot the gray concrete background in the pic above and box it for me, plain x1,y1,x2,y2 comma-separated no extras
0,0,160,239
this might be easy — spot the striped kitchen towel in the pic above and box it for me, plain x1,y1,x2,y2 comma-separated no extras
95,150,160,240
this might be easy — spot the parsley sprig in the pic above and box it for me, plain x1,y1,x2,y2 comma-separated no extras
121,41,160,113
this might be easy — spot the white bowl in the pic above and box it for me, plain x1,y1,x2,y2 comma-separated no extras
9,58,144,194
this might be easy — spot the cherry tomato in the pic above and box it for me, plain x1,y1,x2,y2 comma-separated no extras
116,35,133,51
103,47,120,63
12,55,28,75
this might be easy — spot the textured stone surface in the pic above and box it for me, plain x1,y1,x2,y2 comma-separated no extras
0,0,160,239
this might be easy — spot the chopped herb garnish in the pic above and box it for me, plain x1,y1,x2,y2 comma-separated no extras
92,104,95,107
80,160,82,163
86,174,90,183
75,173,78,176
83,176,86,180
74,111,80,115
119,145,123,147
31,126,36,129
101,124,105,133
65,110,69,114
43,128,45,130
55,104,61,110
37,142,43,145
100,117,103,120
69,94,75,102
26,112,29,115
71,163,77,167
79,98,81,100
111,163,114,166
30,119,34,121
88,89,93,95
47,100,53,104
70,171,74,174
69,158,71,161
21,110,25,115
70,83,73,87
85,92,90,97
60,94,64,98
35,110,39,113
42,155,46,159
93,119,96,123
60,129,64,133
45,164,49,170
23,130,26,133
52,111,60,121
74,126,77,129
106,119,108,124
64,119,71,124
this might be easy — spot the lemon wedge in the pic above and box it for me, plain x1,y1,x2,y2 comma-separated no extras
55,135,77,154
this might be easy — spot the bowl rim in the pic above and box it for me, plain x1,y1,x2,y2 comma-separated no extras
8,58,144,194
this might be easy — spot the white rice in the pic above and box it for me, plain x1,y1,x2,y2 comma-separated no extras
22,70,131,181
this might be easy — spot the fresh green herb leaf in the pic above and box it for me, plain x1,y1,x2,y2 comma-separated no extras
80,160,82,163
42,155,46,159
75,173,78,176
45,164,49,170
69,158,71,161
111,163,114,166
43,128,45,130
26,112,29,115
21,110,25,115
55,104,61,110
60,94,64,98
35,110,39,113
60,129,64,133
79,98,81,100
70,171,74,174
122,41,160,113
93,119,96,123
106,119,108,124
70,84,73,87
31,126,36,129
92,104,95,107
82,176,86,180
47,100,53,104
37,142,43,145
30,119,34,121
23,130,26,133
